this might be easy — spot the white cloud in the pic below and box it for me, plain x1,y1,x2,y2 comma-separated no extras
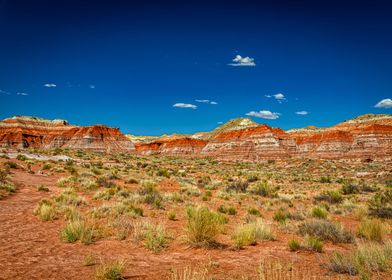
173,103,197,109
195,99,218,105
89,85,96,89
217,121,223,124
16,92,28,96
246,110,280,119
374,98,392,109
0,89,11,95
295,111,308,115
44,83,56,88
273,93,285,100
228,55,256,67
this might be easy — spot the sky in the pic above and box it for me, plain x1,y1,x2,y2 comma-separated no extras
1,0,392,135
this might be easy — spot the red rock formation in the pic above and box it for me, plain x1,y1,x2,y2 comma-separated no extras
201,124,296,161
135,138,207,156
0,116,134,153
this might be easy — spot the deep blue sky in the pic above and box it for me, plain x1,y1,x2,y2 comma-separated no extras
1,0,392,135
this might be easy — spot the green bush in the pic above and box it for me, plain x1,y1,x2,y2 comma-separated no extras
357,219,389,242
288,239,300,251
61,219,95,244
231,219,274,249
305,236,323,252
95,260,126,280
249,180,277,197
273,209,288,225
315,190,343,204
329,241,392,277
185,206,225,247
225,179,249,193
311,206,328,219
368,189,392,218
33,200,56,221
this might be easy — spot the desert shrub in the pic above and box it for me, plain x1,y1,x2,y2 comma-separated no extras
249,180,277,197
55,188,85,206
138,182,163,209
368,189,392,218
305,236,323,252
225,179,249,193
132,221,169,252
180,183,201,197
37,184,49,192
357,219,389,242
0,165,10,182
320,176,332,183
217,205,237,215
298,220,354,243
330,241,392,276
16,154,27,161
81,179,98,190
315,190,343,204
246,174,259,183
42,163,51,170
33,200,56,221
0,180,16,195
341,181,361,195
156,168,170,178
311,206,328,219
231,219,274,249
273,209,288,225
185,206,225,247
248,208,261,216
143,224,169,252
5,161,17,169
96,175,115,188
167,211,177,220
288,239,300,251
95,260,126,280
60,219,95,244
126,178,138,184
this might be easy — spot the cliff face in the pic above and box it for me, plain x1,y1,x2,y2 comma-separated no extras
135,138,207,156
0,116,135,153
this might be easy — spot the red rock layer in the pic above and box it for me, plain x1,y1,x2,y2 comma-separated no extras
0,117,134,153
201,124,296,161
135,138,207,156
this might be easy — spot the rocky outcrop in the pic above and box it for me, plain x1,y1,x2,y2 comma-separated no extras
135,138,207,156
201,124,296,161
288,114,392,159
0,116,135,153
133,114,392,161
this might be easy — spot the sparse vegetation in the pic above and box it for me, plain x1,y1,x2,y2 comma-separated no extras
231,219,274,249
298,220,354,243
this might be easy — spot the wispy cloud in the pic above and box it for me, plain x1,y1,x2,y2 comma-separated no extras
374,98,392,108
295,111,308,115
195,99,218,105
44,83,57,88
89,85,95,89
173,103,198,109
246,110,280,119
0,89,11,95
16,92,28,96
228,55,256,67
265,93,286,103
195,99,210,103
